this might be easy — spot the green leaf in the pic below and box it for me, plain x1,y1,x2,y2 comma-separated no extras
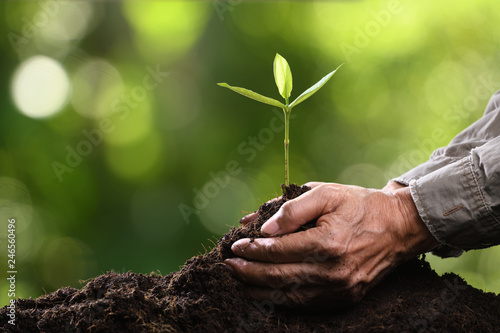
289,64,342,109
217,83,286,109
273,53,293,101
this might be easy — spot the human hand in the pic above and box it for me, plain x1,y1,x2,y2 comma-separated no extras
225,182,439,307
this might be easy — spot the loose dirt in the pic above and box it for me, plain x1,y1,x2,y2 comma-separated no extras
1,184,499,332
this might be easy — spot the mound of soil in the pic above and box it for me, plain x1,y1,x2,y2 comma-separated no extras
1,184,499,332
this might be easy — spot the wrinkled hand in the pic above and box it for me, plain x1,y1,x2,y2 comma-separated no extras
224,182,439,307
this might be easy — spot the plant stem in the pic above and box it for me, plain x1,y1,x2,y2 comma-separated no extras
283,109,290,188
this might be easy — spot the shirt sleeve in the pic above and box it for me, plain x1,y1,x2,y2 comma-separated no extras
393,89,500,185
409,136,500,257
391,90,500,257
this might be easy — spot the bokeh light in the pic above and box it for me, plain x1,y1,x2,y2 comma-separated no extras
198,177,256,235
2,0,500,307
122,2,211,61
232,2,291,38
102,88,152,146
71,59,124,119
40,237,95,290
11,55,70,119
39,2,94,42
156,72,202,131
105,131,166,181
0,177,32,229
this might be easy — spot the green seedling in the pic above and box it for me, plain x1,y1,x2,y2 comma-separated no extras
218,53,341,192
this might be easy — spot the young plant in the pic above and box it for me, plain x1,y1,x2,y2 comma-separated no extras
218,53,341,192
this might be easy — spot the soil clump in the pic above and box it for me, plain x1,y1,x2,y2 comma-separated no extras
1,184,499,332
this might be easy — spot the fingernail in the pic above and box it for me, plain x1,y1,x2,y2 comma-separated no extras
238,215,251,224
261,220,280,236
231,239,248,254
224,260,235,275
239,212,258,225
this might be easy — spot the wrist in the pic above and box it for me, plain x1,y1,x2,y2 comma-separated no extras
393,186,440,261
382,181,407,194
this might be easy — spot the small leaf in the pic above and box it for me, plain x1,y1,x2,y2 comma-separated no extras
273,53,293,100
218,83,286,109
289,64,342,109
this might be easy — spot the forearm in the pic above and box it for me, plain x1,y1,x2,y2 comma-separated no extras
382,182,439,260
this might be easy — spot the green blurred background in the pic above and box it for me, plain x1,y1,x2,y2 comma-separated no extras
1,0,499,306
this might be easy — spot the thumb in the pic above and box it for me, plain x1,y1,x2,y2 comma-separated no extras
261,185,332,236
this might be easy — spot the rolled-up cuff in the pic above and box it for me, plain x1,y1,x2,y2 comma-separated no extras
408,155,498,257
409,179,463,258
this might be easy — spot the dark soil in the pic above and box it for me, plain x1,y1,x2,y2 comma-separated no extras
1,184,499,332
